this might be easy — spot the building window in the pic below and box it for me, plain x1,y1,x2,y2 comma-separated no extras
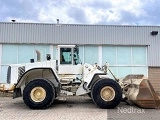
102,46,147,78
84,46,98,64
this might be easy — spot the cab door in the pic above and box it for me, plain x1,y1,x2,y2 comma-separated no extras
58,47,82,74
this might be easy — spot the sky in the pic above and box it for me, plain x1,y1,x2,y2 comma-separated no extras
0,0,160,25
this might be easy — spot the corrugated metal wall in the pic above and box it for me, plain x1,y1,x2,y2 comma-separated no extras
0,22,160,66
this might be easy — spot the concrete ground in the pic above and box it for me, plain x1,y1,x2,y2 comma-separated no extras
0,94,160,120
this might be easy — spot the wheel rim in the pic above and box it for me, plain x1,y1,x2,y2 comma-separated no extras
100,86,115,101
30,87,46,102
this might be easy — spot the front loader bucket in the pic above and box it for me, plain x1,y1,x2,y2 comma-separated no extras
134,79,160,108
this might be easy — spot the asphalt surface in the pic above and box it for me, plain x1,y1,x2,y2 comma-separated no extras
0,95,159,120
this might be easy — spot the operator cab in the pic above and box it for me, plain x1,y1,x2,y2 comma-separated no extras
59,45,79,65
57,45,82,74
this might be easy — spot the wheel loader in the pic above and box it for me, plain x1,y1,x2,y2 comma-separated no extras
1,45,160,109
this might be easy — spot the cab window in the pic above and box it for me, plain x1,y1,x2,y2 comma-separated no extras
60,48,72,64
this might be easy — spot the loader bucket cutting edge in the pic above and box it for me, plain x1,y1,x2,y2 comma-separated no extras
134,79,160,109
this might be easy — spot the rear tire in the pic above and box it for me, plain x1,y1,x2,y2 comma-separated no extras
23,79,55,109
91,79,122,109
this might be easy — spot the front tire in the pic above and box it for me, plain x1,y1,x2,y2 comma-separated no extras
23,79,55,109
91,79,122,109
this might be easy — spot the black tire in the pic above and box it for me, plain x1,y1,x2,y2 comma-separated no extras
91,79,122,109
23,79,55,109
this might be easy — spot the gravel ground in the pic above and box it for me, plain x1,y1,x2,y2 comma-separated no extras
0,93,159,120
107,102,160,120
0,95,107,120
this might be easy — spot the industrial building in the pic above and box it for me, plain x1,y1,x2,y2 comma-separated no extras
0,22,160,91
